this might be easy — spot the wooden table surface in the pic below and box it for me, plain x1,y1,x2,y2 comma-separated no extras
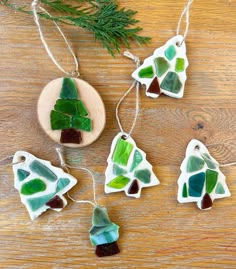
1,1,236,268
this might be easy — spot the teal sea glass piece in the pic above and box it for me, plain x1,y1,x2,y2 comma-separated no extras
106,175,130,189
60,78,78,99
206,169,218,193
130,150,143,172
164,45,176,60
50,110,71,130
27,193,55,211
134,169,151,184
17,169,30,182
21,179,46,195
56,178,70,192
113,164,127,176
187,156,205,173
160,72,182,93
154,57,169,77
182,183,188,198
71,115,91,131
215,182,225,194
54,99,88,117
201,153,216,169
175,58,185,72
112,138,133,166
188,172,205,197
30,160,57,182
138,66,154,78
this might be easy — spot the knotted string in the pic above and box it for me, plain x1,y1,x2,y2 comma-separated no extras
176,0,194,46
31,0,79,77
115,51,140,139
56,148,98,207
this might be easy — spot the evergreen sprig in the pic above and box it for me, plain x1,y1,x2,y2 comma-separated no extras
1,0,150,55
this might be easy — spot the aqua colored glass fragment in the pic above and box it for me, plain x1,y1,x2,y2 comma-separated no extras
54,99,88,117
164,45,176,60
130,150,143,172
206,169,218,193
215,182,225,194
21,179,46,195
201,153,216,169
30,160,57,182
50,110,71,130
106,175,130,189
188,172,205,197
175,58,185,72
71,115,91,132
182,183,188,198
154,57,169,77
138,66,154,78
56,178,70,192
112,138,133,166
17,169,30,182
59,78,78,99
134,169,151,184
113,164,127,176
187,156,205,173
160,72,182,93
27,193,55,211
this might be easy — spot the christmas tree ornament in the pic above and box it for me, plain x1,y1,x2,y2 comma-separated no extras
12,151,77,220
32,0,105,147
105,52,160,198
177,139,231,210
132,0,193,98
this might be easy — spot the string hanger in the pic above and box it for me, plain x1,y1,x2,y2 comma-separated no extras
56,148,98,207
31,0,79,77
176,0,194,46
115,51,140,139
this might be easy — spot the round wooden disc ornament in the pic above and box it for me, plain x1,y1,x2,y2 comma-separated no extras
37,77,106,148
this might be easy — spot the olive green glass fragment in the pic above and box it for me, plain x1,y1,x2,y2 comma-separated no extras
164,45,176,61
175,58,185,72
17,169,30,182
71,115,91,132
160,72,182,93
134,169,151,184
27,193,55,211
54,99,88,117
50,110,71,130
21,179,46,195
154,57,169,77
206,169,218,193
182,183,188,198
130,150,143,172
113,164,127,176
112,138,133,166
107,175,130,189
59,78,78,99
138,66,154,78
30,160,57,182
56,178,70,192
187,156,205,173
215,182,225,194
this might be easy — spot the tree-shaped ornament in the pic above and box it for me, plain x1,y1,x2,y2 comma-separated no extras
105,132,160,198
13,151,77,220
177,139,231,210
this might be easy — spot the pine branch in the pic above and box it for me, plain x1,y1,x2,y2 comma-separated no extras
1,0,150,55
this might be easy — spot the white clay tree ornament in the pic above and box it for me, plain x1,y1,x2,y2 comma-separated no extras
132,35,189,99
177,139,231,210
105,132,159,198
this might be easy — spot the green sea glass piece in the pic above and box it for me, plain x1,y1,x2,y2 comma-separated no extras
201,153,216,169
134,169,151,184
106,175,130,189
113,164,127,176
112,138,133,166
187,156,205,173
206,169,218,193
154,57,169,77
182,183,188,198
188,172,205,197
50,110,71,130
21,179,46,195
30,160,57,182
92,206,112,226
56,178,70,192
71,115,91,132
17,169,30,182
164,45,176,61
130,150,143,172
175,58,185,72
54,99,88,117
215,182,225,194
60,78,78,99
160,72,182,93
138,66,154,78
27,193,55,211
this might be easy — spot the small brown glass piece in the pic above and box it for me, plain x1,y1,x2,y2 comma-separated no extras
95,241,120,257
201,193,213,210
46,195,64,209
128,179,139,195
60,128,82,144
147,77,161,95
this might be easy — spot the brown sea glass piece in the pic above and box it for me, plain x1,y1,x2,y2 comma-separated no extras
128,179,139,195
201,193,213,210
95,241,120,257
60,128,82,144
147,77,161,95
46,195,64,209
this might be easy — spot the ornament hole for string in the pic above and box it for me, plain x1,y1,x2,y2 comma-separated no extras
121,135,128,140
13,155,26,165
194,145,200,151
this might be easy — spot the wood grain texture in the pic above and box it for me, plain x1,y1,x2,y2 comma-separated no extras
1,1,236,268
